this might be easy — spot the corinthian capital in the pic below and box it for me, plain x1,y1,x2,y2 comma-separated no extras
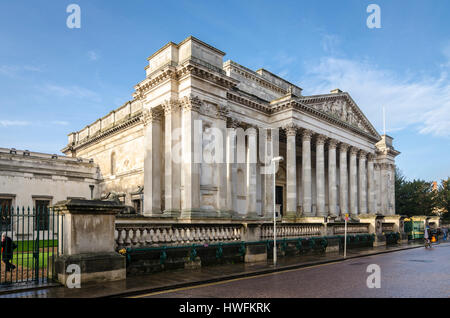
163,99,181,115
142,108,162,126
358,150,367,160
349,147,359,156
180,94,202,112
301,129,313,141
283,123,298,136
328,138,338,149
316,134,327,145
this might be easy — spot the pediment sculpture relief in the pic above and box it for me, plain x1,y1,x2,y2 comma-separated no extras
310,98,369,133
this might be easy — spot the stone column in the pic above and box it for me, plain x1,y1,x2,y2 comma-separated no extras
380,163,388,215
302,129,313,216
285,124,297,219
163,99,181,215
339,143,349,217
389,164,396,215
143,108,162,216
246,127,257,217
216,107,229,216
316,134,327,217
328,139,338,217
180,95,202,218
358,151,367,215
349,147,358,216
367,154,375,214
226,122,238,215
263,129,278,218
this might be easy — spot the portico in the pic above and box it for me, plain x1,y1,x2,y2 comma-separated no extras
62,36,400,221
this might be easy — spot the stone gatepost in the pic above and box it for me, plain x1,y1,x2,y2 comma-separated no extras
243,223,266,262
53,199,126,286
384,214,408,243
358,214,385,246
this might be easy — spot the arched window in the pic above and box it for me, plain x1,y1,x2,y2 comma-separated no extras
111,152,116,175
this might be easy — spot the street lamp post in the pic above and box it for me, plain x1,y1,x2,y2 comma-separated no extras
272,156,284,267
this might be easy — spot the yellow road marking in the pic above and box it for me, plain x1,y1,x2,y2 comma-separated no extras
129,259,350,298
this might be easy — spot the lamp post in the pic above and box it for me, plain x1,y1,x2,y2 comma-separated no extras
272,156,284,266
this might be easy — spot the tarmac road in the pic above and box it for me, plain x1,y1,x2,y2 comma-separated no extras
136,243,450,298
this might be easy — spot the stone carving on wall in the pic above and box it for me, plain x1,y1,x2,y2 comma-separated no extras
310,98,369,133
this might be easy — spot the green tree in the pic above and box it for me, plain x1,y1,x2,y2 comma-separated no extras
437,178,450,220
395,168,436,217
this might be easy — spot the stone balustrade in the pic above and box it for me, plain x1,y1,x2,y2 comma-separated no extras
381,222,395,233
115,224,244,249
261,223,323,239
332,223,369,235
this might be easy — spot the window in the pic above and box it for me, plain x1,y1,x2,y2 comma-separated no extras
35,200,50,231
0,198,12,231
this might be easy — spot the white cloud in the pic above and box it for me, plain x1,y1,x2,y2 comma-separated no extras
300,57,450,138
41,83,101,102
88,51,100,61
0,65,42,77
0,120,31,127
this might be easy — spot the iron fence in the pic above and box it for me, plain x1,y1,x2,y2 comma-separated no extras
0,206,63,287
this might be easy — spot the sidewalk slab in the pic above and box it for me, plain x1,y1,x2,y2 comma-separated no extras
1,241,442,298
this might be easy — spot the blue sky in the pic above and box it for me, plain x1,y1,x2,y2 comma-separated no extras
0,0,449,182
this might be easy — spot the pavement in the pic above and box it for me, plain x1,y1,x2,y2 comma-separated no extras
0,240,435,298
140,242,450,298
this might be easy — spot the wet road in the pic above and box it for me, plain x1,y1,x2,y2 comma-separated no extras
136,243,450,298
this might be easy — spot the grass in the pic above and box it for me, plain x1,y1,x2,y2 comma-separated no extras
8,252,54,268
14,240,57,253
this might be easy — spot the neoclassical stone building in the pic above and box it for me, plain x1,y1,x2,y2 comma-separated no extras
62,36,400,221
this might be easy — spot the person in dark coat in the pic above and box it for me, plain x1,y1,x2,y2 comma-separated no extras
1,233,16,271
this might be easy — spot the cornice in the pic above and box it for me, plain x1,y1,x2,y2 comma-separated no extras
67,111,143,153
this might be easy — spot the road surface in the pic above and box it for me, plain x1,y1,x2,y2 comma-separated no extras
134,243,450,298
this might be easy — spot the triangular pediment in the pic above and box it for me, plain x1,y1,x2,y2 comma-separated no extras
299,92,380,140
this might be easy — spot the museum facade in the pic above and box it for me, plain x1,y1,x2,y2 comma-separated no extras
60,36,400,221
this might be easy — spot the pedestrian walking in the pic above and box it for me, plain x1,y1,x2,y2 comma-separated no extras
1,233,17,271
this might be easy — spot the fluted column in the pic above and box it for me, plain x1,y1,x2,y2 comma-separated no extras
246,127,257,217
143,108,162,216
358,151,367,214
349,147,358,216
226,122,237,214
316,134,327,217
163,100,181,214
302,129,313,216
180,95,202,217
263,129,276,218
328,139,338,216
367,153,375,214
380,163,388,215
339,143,349,216
285,124,297,218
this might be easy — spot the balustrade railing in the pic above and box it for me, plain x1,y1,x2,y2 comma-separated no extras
332,223,369,235
382,222,395,233
115,224,243,249
261,223,323,239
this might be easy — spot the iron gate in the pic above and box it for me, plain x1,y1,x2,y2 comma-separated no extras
0,206,63,287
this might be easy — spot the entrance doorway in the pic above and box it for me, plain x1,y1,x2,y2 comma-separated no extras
275,186,284,217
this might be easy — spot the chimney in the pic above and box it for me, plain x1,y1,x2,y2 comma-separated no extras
330,88,343,94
